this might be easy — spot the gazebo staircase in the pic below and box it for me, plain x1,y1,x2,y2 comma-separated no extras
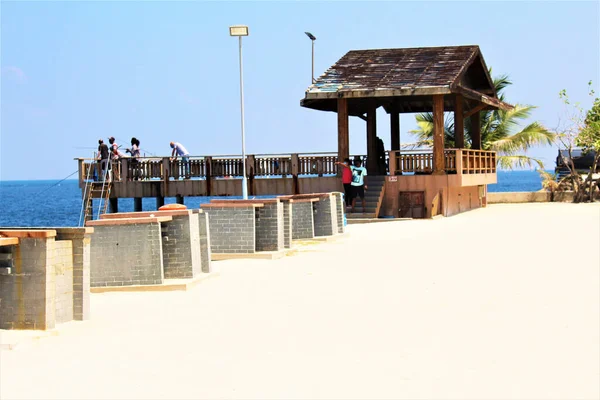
346,175,385,219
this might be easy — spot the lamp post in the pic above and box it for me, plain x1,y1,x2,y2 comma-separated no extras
230,25,249,199
305,32,316,83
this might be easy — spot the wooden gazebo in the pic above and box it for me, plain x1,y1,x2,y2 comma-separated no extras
301,45,513,217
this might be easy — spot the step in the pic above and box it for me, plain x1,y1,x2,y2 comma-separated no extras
346,212,377,219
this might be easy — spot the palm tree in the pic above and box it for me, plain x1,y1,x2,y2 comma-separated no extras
410,73,555,169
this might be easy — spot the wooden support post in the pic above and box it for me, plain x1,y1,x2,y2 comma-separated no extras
291,153,300,194
366,102,377,175
120,158,129,182
388,150,397,176
109,198,118,214
205,156,212,196
78,159,85,188
156,196,165,209
454,94,465,149
390,109,400,151
433,95,445,175
162,157,170,198
471,111,482,150
134,197,142,212
176,195,184,205
455,149,463,175
246,155,255,196
337,98,349,177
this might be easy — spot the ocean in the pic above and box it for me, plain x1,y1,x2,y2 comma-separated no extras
0,170,545,227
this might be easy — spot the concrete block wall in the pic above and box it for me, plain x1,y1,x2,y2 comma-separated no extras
255,201,284,252
281,201,293,249
314,194,338,237
161,214,202,279
197,211,212,273
332,192,345,234
0,235,55,330
202,206,256,253
54,228,92,321
292,202,315,239
90,223,164,287
52,240,74,324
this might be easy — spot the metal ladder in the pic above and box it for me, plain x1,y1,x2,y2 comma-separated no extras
80,159,112,225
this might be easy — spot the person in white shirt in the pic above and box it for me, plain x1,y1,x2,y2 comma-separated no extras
170,141,190,178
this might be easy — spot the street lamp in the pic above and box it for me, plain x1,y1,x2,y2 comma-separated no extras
305,32,316,84
230,25,249,199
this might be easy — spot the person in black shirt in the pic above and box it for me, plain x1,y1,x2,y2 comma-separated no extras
97,139,110,181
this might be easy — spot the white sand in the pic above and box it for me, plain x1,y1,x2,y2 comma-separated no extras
1,203,599,400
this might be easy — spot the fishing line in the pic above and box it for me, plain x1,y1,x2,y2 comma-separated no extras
33,170,79,196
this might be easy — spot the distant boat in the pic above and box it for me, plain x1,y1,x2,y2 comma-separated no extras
555,148,599,179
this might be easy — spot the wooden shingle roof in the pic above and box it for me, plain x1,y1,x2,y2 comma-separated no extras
301,45,512,115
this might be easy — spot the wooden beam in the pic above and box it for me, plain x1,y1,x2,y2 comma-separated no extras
357,114,367,121
471,111,481,150
390,109,400,151
433,95,445,175
463,103,487,119
454,94,465,149
366,102,378,175
337,98,349,176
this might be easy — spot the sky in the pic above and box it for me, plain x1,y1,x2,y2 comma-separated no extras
1,1,599,181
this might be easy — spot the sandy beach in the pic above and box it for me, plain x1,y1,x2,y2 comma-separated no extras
1,203,599,400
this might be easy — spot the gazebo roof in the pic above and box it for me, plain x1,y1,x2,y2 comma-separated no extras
300,45,513,116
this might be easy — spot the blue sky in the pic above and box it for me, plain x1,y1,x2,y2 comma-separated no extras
1,1,599,180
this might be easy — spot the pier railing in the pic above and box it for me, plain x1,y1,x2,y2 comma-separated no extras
78,149,495,183
387,149,496,175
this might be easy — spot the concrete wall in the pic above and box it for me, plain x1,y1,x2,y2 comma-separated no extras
313,195,338,237
331,192,345,234
292,202,314,239
281,201,293,249
0,228,92,330
197,211,212,273
487,191,576,203
255,201,284,252
382,175,483,218
52,240,74,324
54,228,92,321
202,206,256,253
90,223,164,287
161,214,201,279
0,237,54,329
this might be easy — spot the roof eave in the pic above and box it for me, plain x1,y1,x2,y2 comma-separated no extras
304,86,453,100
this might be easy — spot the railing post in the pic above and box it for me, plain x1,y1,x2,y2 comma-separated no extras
246,155,255,196
316,157,324,177
78,159,85,188
388,151,397,176
121,158,129,182
455,149,463,175
205,156,212,196
162,157,170,197
291,153,300,194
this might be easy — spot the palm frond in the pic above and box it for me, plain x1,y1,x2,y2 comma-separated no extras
497,155,545,170
490,122,555,154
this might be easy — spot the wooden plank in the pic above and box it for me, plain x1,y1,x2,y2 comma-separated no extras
454,94,465,148
0,237,19,246
471,111,482,150
337,98,349,175
463,103,487,119
432,95,445,174
201,203,263,209
0,230,56,238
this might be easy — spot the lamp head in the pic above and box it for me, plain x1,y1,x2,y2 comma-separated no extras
229,25,249,36
305,32,316,41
